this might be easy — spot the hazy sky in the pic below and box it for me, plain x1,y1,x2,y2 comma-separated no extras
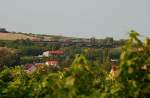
0,0,150,39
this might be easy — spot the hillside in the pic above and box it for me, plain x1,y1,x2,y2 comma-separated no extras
0,32,38,40
0,32,70,41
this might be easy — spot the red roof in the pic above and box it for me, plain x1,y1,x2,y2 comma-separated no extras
24,64,34,70
46,60,59,65
48,50,64,55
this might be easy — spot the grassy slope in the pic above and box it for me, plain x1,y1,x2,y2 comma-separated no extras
0,32,37,40
0,32,72,41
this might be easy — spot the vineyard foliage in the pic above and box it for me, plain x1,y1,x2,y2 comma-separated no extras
0,31,150,98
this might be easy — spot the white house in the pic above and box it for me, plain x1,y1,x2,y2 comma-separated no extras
43,50,64,57
43,51,50,57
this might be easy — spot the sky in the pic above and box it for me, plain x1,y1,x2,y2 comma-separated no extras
0,0,150,39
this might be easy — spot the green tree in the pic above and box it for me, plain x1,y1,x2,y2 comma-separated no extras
21,46,42,56
0,47,20,66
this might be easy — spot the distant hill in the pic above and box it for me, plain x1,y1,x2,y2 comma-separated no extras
0,32,71,41
0,32,38,40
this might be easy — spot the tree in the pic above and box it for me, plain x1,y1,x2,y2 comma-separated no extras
0,28,8,33
21,46,43,56
0,47,20,66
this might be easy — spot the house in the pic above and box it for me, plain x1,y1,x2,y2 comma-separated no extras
45,60,59,66
43,51,50,57
24,63,46,73
43,50,64,57
45,60,60,70
24,64,37,73
49,50,64,55
110,59,118,64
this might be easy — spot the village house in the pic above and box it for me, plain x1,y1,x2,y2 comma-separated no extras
43,50,64,57
24,64,36,73
45,60,60,70
24,63,45,73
